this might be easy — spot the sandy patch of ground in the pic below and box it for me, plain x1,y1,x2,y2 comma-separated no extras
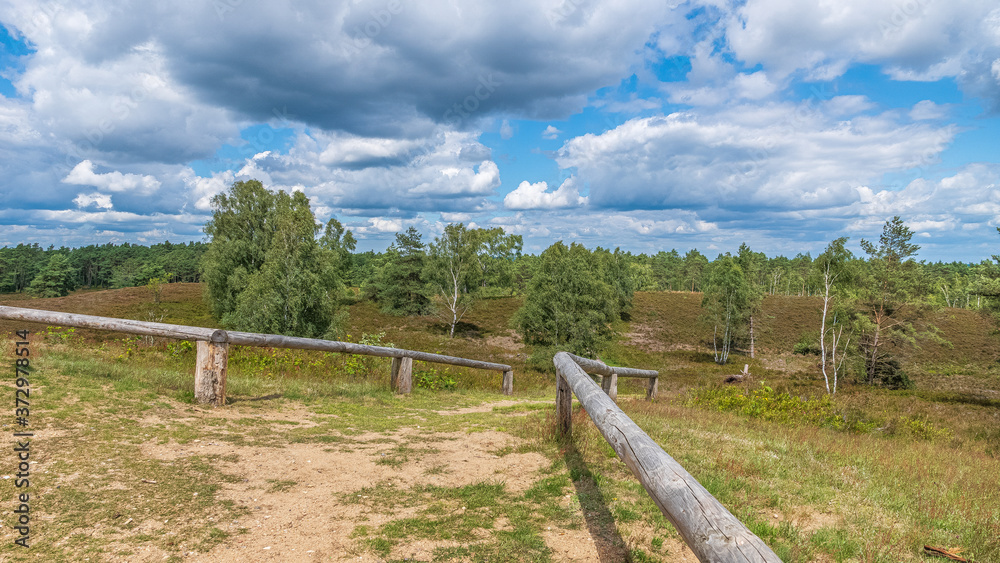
137,399,324,429
542,527,603,561
130,408,573,562
71,395,697,563
623,325,668,353
485,330,524,354
434,399,549,416
760,353,819,374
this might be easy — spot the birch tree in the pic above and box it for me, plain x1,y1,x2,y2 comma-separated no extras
426,223,481,338
735,243,766,359
319,217,357,280
514,242,617,356
595,247,638,321
971,262,1000,316
811,237,855,394
701,255,752,365
228,190,340,337
202,180,344,338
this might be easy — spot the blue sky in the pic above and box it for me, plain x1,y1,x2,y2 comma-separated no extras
1,0,999,261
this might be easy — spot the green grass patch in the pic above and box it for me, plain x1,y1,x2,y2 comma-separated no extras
353,480,555,561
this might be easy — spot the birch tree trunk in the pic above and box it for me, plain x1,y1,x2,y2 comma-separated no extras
820,267,831,394
867,317,881,384
831,325,850,395
449,271,459,338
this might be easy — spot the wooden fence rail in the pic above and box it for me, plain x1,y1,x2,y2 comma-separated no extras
564,352,659,401
0,305,514,403
554,352,781,563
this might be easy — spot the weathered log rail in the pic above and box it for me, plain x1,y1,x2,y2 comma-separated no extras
554,352,781,563
0,305,514,404
564,352,659,401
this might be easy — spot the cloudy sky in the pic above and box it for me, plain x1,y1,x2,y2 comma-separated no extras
1,0,999,261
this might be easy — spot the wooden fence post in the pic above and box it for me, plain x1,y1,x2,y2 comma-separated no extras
647,375,659,401
556,369,573,437
501,370,514,396
195,338,229,406
391,356,413,394
601,371,618,402
390,357,401,391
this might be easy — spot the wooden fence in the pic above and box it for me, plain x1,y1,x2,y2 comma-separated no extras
562,352,659,402
0,305,513,404
554,352,781,563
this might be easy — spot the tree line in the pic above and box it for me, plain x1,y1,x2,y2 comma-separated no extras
192,182,1000,395
7,228,994,316
0,241,206,297
6,180,1000,394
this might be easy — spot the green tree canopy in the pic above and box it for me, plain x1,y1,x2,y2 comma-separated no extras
594,247,637,321
474,227,522,295
0,243,44,293
681,249,709,291
651,249,683,291
426,223,482,337
857,216,924,387
28,253,77,298
969,228,1000,316
201,179,347,338
701,254,753,365
364,227,433,316
320,217,357,281
514,241,618,356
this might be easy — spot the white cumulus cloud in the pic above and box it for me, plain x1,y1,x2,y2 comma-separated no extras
910,100,948,120
504,178,588,210
62,160,161,193
555,103,955,212
73,192,113,210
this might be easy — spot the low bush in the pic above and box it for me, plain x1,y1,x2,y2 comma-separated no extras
343,332,394,377
688,381,877,433
869,355,913,389
413,367,458,390
792,331,821,355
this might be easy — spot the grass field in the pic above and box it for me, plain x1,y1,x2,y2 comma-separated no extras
0,284,998,562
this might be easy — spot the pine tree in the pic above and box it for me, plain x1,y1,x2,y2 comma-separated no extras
28,254,77,298
364,227,432,316
857,216,922,387
681,249,708,291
